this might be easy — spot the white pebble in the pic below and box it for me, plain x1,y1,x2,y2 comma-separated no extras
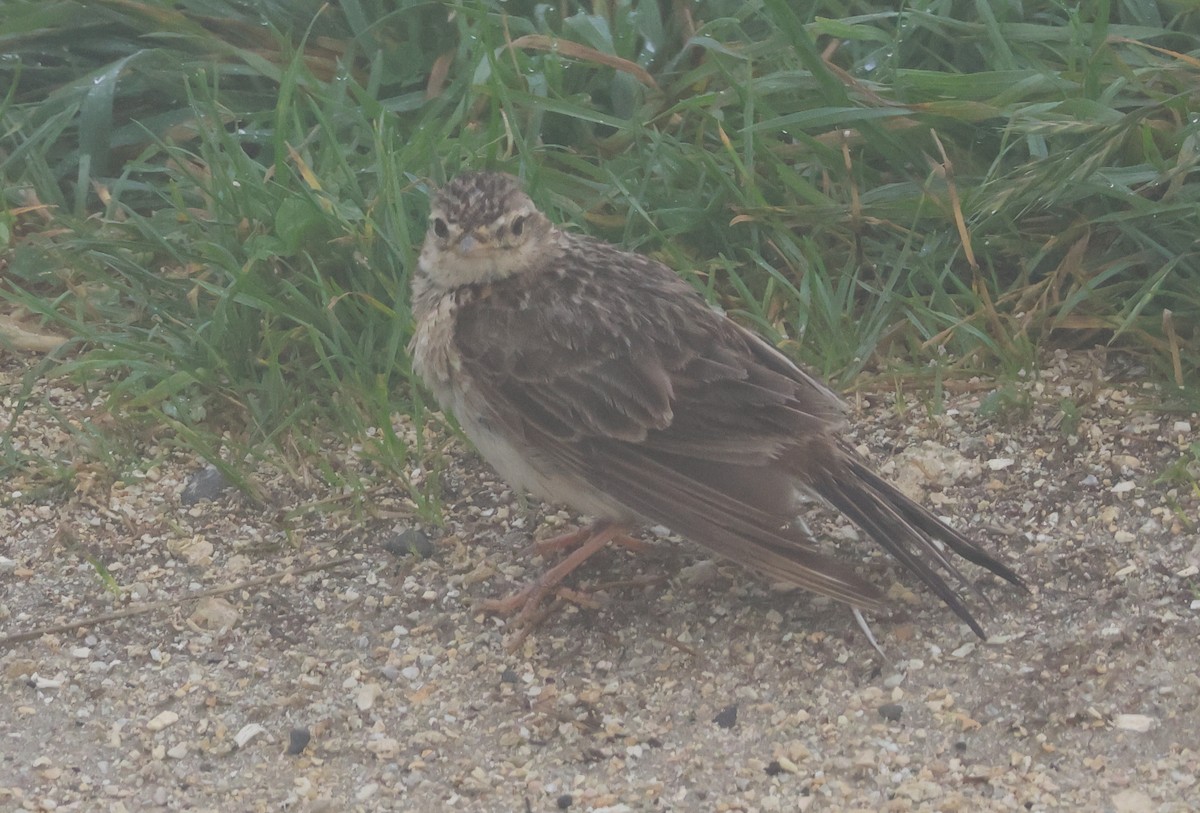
356,683,381,711
234,723,267,748
1113,713,1155,732
33,674,64,690
146,711,179,731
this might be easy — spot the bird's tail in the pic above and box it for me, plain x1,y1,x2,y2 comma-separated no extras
809,444,1025,638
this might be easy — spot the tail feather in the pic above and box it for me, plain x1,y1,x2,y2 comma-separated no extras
811,448,1026,639
845,455,1025,587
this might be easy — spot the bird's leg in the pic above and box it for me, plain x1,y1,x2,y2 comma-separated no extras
528,526,589,556
481,521,631,645
532,525,646,556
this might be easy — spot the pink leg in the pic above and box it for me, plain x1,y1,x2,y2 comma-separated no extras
532,526,647,557
481,522,632,648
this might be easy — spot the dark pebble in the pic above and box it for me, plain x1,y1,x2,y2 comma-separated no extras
180,464,231,505
765,760,784,776
500,669,519,684
556,794,573,809
382,528,434,559
286,727,311,755
878,703,904,721
713,704,738,729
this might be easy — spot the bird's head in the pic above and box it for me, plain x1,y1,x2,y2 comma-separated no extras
418,171,553,288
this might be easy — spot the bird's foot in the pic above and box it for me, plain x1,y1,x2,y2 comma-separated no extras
481,522,631,650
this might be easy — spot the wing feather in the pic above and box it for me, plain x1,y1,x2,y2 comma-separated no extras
453,238,880,607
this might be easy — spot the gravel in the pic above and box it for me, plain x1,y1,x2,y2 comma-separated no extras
1,349,1198,812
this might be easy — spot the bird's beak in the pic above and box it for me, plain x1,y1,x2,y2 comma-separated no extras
456,234,477,256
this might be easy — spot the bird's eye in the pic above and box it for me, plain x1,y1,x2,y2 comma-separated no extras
510,215,526,237
432,217,449,239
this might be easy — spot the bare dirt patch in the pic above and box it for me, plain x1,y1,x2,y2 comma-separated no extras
2,350,1197,812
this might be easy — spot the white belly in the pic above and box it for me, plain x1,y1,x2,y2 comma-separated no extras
454,398,632,521
413,296,632,521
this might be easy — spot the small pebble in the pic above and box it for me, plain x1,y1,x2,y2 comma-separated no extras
879,703,904,721
234,723,267,749
1112,789,1154,813
33,674,63,690
287,728,311,756
180,464,231,505
366,737,400,759
713,705,738,729
1113,713,1155,732
356,682,381,710
146,711,179,732
382,528,435,558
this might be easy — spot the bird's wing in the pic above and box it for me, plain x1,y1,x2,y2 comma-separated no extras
453,239,886,609
455,240,845,457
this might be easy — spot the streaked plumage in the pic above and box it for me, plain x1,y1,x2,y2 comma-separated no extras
411,171,1023,638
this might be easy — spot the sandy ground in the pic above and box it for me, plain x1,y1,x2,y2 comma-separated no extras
1,349,1198,812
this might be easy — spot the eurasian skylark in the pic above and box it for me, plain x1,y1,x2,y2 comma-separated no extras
411,171,1023,642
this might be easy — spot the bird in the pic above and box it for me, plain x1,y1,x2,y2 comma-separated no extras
409,170,1024,645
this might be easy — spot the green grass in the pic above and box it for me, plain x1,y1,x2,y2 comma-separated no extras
2,0,1198,503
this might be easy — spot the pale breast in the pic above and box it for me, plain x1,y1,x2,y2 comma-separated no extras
411,292,634,523
458,410,634,521
410,294,459,406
